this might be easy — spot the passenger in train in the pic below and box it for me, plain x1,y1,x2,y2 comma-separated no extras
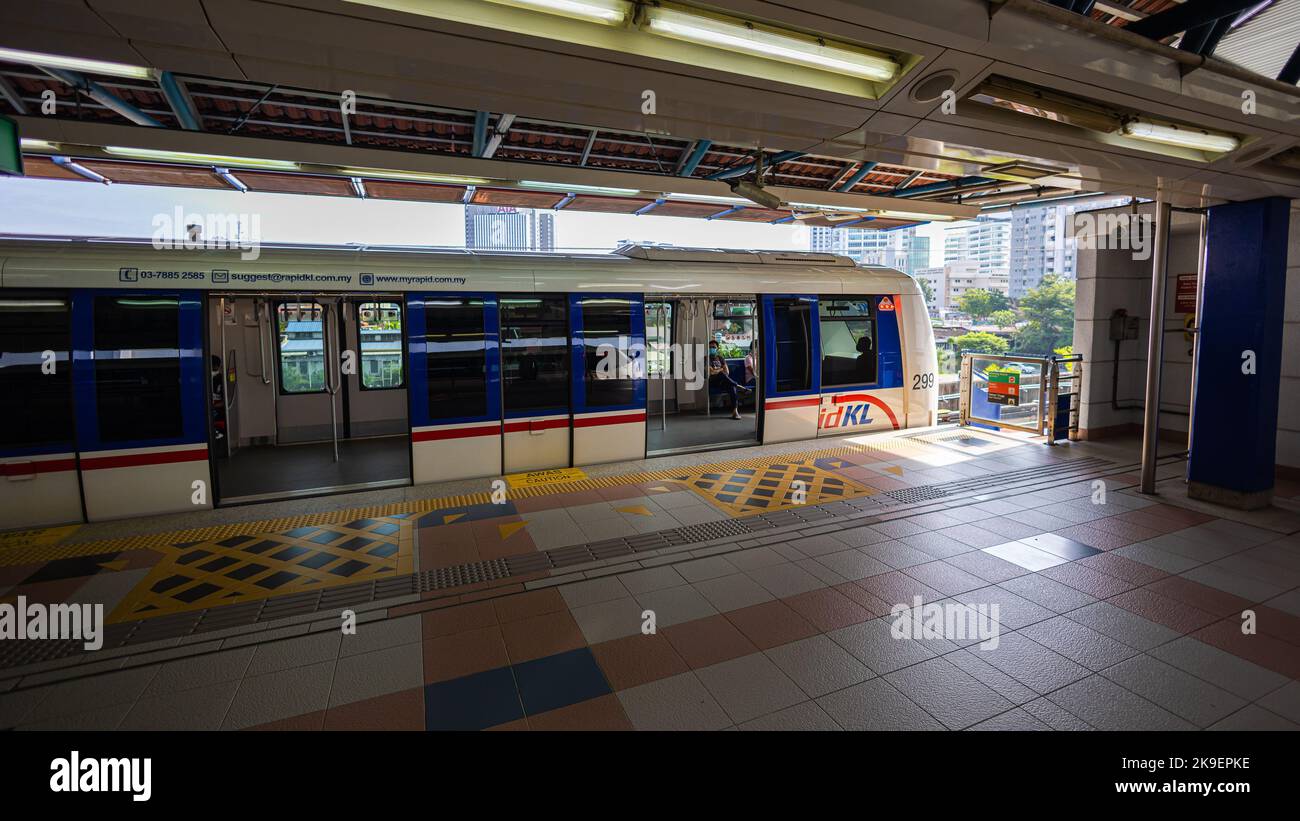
708,339,752,420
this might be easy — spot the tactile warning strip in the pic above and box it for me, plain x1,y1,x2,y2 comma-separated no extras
0,450,1124,672
0,443,876,567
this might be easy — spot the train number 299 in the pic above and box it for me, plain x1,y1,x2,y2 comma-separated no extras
912,372,935,390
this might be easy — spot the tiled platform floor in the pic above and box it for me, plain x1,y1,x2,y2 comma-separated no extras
2,428,1299,731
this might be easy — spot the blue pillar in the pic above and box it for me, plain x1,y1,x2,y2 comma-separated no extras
1187,196,1291,509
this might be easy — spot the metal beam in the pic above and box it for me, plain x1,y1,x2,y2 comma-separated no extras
836,161,877,192
1178,15,1233,56
707,150,804,181
213,167,248,192
1126,0,1259,41
579,129,597,166
481,113,515,159
1280,42,1300,84
51,156,110,183
708,205,745,220
675,139,711,176
889,175,993,197
41,67,162,127
1140,189,1171,494
158,71,201,131
472,110,489,157
0,75,27,115
894,170,924,190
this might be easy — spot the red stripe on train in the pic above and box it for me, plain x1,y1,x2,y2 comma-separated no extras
503,418,569,434
80,447,208,471
765,397,820,410
0,458,78,476
573,411,646,428
412,426,501,442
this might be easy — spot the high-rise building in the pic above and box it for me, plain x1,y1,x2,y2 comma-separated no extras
464,205,555,252
1009,195,1130,298
809,225,926,273
943,214,1011,279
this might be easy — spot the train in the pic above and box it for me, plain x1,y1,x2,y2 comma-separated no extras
0,239,939,530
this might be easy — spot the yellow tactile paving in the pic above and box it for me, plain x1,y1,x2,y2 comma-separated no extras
108,515,415,623
673,458,875,516
0,442,876,567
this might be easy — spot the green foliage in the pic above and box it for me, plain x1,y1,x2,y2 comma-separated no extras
1013,274,1075,355
949,331,1009,356
915,276,935,306
957,288,1011,320
989,309,1018,328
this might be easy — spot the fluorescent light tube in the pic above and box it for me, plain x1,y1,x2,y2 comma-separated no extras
19,139,59,151
339,167,490,185
482,0,633,26
1120,120,1239,153
519,180,640,195
103,146,300,170
0,47,154,80
642,6,898,82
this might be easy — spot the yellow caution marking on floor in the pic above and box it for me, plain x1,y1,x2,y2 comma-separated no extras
505,467,589,488
0,524,80,552
676,460,875,516
498,521,528,540
98,560,128,572
0,443,878,567
108,515,414,623
443,513,465,525
617,505,654,516
885,465,904,476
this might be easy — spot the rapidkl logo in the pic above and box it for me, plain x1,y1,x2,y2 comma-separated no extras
819,402,874,429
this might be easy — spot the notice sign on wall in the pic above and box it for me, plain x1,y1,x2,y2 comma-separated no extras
987,371,1020,406
0,115,21,176
1176,274,1198,314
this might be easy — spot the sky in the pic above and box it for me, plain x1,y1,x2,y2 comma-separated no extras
0,175,956,261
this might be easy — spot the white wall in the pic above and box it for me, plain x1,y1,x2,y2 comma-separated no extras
1074,201,1299,471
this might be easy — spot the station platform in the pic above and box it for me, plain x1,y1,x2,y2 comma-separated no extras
2,426,1299,731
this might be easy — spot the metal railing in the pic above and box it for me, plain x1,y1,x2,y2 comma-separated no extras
958,352,1082,443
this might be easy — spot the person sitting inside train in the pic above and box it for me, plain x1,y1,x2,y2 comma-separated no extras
708,339,752,420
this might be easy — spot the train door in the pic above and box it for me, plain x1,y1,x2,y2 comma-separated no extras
78,290,211,520
407,293,502,483
501,294,570,473
645,295,759,455
209,294,410,503
760,295,820,443
571,294,645,465
815,295,906,436
0,290,82,529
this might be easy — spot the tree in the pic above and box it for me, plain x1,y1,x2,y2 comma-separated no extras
989,309,1018,328
957,288,1011,321
1014,274,1075,354
949,331,1009,356
915,276,935,308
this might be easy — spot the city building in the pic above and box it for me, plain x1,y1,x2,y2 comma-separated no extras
1009,195,1132,298
809,225,927,274
916,262,1011,319
943,214,1011,279
465,205,555,252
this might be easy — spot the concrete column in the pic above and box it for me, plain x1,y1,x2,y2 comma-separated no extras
1187,197,1292,509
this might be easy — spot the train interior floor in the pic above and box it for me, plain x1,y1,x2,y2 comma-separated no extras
646,411,759,453
214,436,412,502
2,425,1300,731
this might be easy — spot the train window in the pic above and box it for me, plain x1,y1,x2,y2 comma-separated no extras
425,297,487,419
581,298,636,408
501,296,568,413
93,296,183,443
357,302,404,390
819,298,877,388
772,298,811,393
276,302,327,393
0,294,74,450
644,302,673,377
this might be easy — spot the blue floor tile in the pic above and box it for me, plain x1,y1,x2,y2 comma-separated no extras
425,666,523,731
513,647,611,717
